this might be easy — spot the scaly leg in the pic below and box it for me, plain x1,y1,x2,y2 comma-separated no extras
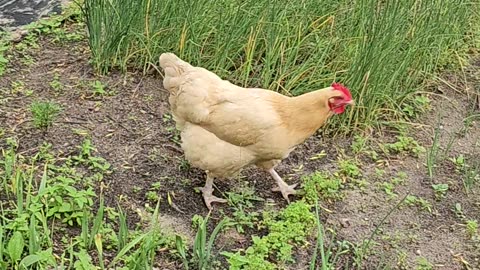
268,168,298,203
198,173,227,210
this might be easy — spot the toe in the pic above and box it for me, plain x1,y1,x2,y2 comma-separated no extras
203,196,227,210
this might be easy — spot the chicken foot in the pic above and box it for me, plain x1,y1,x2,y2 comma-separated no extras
268,168,298,203
198,174,227,210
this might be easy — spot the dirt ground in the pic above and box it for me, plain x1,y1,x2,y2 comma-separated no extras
1,25,479,269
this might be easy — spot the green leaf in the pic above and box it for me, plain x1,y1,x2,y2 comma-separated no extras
0,55,8,63
20,254,42,268
59,202,72,212
7,231,25,262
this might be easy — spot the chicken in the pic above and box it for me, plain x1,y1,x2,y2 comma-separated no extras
159,53,354,209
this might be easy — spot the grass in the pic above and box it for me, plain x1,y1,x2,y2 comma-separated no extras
0,138,178,269
82,0,479,131
29,101,62,129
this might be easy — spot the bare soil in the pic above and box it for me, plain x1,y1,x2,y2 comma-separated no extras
1,26,479,269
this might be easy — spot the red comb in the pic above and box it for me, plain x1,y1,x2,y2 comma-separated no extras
331,82,352,100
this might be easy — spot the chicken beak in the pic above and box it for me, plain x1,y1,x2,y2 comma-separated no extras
345,99,355,106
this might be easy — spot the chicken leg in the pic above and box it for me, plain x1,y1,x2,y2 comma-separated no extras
198,173,227,210
268,168,298,203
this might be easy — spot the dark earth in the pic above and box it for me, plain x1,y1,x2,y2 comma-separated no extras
1,17,479,270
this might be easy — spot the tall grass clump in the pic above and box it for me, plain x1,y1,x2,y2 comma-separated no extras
82,0,479,130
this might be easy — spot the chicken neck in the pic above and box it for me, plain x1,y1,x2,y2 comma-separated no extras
278,89,334,144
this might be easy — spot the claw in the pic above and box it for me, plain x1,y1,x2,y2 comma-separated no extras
272,183,298,203
200,190,227,210
198,174,227,210
268,168,299,203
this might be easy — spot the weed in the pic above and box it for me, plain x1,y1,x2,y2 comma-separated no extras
451,155,466,170
352,135,368,154
432,183,449,199
351,135,379,161
90,80,113,97
415,256,433,270
72,138,111,172
226,188,262,233
192,215,232,270
338,158,362,179
30,101,62,129
402,95,431,119
49,74,64,93
385,135,426,157
177,157,190,171
396,250,409,269
0,138,116,268
145,191,159,203
403,195,432,213
451,155,480,193
151,181,161,191
14,34,39,66
11,81,32,96
466,220,478,239
302,172,343,203
381,172,407,199
310,201,354,270
381,182,397,199
0,40,11,75
463,164,480,194
453,203,467,220
375,168,386,178
223,201,315,269
391,172,407,185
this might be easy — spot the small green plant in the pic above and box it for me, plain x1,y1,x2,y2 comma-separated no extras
451,155,465,170
49,73,64,92
392,172,407,185
192,215,231,270
463,165,480,194
466,220,478,239
146,191,159,202
0,40,11,75
226,188,262,233
381,182,397,199
10,81,32,96
352,135,368,154
30,101,61,129
404,195,432,213
402,95,431,119
32,174,96,226
380,172,407,199
90,80,112,96
309,201,354,270
375,168,386,178
415,256,433,270
385,135,426,157
453,203,466,220
432,183,449,199
451,155,480,193
302,171,343,203
223,201,315,269
351,135,378,160
177,157,190,171
72,138,111,172
338,158,362,179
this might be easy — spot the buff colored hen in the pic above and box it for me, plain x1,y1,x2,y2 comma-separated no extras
159,53,353,209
